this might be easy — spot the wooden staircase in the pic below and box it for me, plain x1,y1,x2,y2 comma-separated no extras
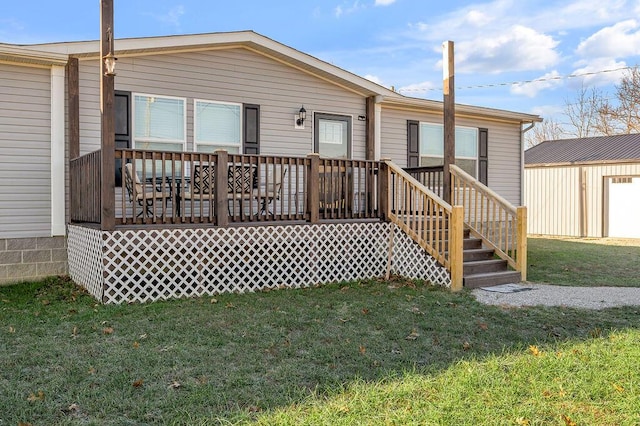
462,229,521,288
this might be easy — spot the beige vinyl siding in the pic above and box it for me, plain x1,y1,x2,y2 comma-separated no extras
0,63,51,238
525,162,640,237
380,106,523,205
77,48,367,158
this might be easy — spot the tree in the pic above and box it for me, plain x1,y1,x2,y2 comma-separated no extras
598,66,640,134
525,117,565,148
564,85,605,138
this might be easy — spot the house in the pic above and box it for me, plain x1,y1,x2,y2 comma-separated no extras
0,31,540,300
525,134,640,238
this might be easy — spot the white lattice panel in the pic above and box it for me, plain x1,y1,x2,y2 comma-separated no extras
99,223,390,304
67,225,105,301
390,223,451,287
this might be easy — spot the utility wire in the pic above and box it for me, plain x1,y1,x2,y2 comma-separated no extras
396,66,633,93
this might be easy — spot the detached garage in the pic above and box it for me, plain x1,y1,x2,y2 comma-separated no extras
524,134,640,238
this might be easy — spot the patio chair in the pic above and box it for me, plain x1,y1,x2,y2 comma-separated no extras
258,167,287,215
227,163,258,216
318,164,349,213
124,163,172,218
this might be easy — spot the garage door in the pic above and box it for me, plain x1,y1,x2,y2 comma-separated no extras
607,176,640,238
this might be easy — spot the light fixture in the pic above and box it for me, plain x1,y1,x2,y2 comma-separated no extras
103,51,117,76
296,106,307,126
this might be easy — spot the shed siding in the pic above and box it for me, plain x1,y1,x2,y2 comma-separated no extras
78,48,367,158
525,162,640,237
380,106,523,205
0,63,51,238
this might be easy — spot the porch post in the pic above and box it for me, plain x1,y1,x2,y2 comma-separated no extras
215,150,229,227
516,206,527,281
449,205,464,291
442,41,455,204
307,153,320,223
100,0,115,231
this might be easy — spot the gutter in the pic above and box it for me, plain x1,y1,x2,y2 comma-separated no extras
520,121,537,206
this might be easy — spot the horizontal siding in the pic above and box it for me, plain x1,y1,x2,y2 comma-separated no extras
0,63,51,238
525,162,640,237
380,106,523,205
78,48,367,159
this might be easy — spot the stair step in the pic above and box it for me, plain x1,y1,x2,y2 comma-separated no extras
463,237,483,250
463,248,495,262
463,270,522,289
463,259,508,275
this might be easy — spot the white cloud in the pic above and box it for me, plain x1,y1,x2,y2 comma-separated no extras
364,74,385,85
334,1,365,18
397,80,436,95
576,20,640,59
455,25,560,74
569,58,628,88
510,70,563,98
152,5,185,28
375,0,396,5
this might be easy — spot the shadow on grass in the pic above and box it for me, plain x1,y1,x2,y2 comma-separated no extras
1,276,639,424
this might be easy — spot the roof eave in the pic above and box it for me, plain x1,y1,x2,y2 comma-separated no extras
0,44,68,66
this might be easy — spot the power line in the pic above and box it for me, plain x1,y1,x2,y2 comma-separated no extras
396,66,633,94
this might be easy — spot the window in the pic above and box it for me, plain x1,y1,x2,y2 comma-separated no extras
194,100,242,154
133,94,186,151
420,123,478,177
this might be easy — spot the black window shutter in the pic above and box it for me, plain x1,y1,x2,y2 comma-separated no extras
114,91,131,187
243,104,260,155
407,120,420,167
478,127,488,185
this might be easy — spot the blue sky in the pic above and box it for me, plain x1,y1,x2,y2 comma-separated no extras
3,0,640,129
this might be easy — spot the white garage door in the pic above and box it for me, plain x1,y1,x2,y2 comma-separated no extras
608,176,640,238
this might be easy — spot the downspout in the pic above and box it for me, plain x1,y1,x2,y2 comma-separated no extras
520,121,536,206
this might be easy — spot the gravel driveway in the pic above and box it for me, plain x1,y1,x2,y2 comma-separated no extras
472,283,640,310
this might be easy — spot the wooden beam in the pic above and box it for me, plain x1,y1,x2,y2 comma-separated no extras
365,96,375,161
449,205,464,291
307,153,320,223
66,58,80,160
100,0,115,231
442,41,455,204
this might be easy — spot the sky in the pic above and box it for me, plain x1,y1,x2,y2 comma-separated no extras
2,0,640,131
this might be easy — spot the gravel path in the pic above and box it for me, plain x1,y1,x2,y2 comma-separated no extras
472,283,640,310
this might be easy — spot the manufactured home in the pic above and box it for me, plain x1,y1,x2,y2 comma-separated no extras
0,31,539,302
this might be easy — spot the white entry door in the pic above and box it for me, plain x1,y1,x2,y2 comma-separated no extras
607,176,640,238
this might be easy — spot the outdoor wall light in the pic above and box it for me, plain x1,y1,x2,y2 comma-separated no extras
103,51,117,76
296,106,307,126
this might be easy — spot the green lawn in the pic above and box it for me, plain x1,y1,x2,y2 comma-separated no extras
1,276,639,424
527,236,640,287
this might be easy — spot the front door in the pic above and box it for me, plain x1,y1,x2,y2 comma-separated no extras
314,113,351,159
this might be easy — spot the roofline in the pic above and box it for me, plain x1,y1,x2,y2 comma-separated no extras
525,158,640,168
0,43,68,67
13,30,542,123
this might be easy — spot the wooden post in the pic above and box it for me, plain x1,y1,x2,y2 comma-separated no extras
449,205,464,291
366,97,376,213
307,153,320,223
443,41,455,205
215,150,229,227
67,58,80,160
516,206,527,281
378,160,391,221
100,0,115,231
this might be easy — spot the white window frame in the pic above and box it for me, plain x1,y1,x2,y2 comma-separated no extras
419,123,478,176
132,93,187,151
194,99,243,154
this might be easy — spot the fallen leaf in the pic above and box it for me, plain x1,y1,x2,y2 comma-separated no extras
478,322,488,330
18,422,33,426
139,333,147,339
516,418,530,426
562,414,577,426
71,327,79,338
361,308,369,315
8,326,15,333
339,318,351,323
133,341,140,349
248,405,261,413
613,383,625,393
210,298,218,304
132,379,144,388
411,306,424,315
225,303,236,309
102,327,114,335
405,329,419,340
62,403,80,414
41,300,50,306
27,390,45,402
462,341,472,351
168,381,182,390
359,345,366,355
542,390,552,398
529,345,541,356
88,367,96,375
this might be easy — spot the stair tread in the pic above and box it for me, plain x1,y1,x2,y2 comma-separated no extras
464,270,521,278
464,259,506,266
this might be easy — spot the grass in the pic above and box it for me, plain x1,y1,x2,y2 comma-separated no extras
527,236,640,287
1,276,640,424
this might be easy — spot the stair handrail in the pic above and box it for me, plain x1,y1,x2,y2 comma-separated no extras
382,160,464,291
449,164,527,280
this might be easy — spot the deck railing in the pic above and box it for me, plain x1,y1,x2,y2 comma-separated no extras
70,150,102,223
383,161,464,290
404,165,444,198
71,149,381,226
450,164,527,280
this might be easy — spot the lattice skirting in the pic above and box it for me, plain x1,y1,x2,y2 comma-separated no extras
68,222,451,304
